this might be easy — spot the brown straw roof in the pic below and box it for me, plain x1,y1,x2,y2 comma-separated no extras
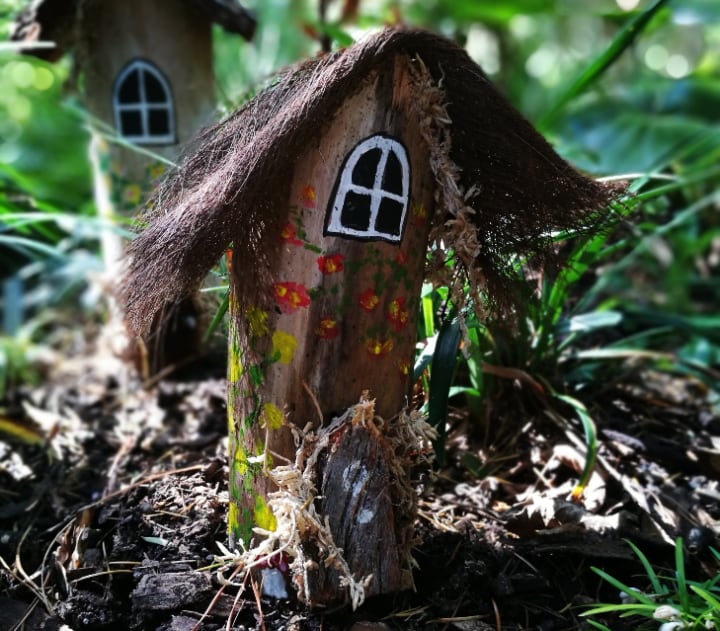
120,27,624,333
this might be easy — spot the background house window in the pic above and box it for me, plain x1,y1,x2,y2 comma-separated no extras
325,134,410,242
113,59,175,145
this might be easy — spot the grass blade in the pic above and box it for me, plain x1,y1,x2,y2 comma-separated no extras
675,537,689,612
203,291,229,342
626,539,664,595
539,0,670,127
554,393,597,500
590,566,657,606
690,584,720,611
0,235,67,259
583,602,659,617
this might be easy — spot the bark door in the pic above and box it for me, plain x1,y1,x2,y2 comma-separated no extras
227,55,435,596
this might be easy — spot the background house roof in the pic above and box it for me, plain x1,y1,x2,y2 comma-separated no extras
11,0,256,59
118,27,624,332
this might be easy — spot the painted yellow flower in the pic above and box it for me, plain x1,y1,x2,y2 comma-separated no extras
262,402,284,430
246,306,269,337
124,184,142,204
149,163,166,179
232,445,248,476
272,330,297,364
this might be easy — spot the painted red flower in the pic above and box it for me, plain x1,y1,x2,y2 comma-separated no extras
317,317,340,340
301,185,316,208
398,358,412,377
317,253,344,274
359,288,380,312
386,297,410,332
395,249,409,266
280,222,303,246
273,282,311,313
365,336,394,358
226,248,233,272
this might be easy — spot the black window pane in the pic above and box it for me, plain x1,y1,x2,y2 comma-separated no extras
148,108,170,135
352,147,381,187
120,110,143,136
340,192,372,231
118,72,140,103
144,72,167,103
375,198,403,236
382,151,404,195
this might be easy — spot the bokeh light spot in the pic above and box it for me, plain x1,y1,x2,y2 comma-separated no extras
666,54,690,78
9,61,35,89
616,0,640,10
33,67,54,91
644,44,668,71
8,95,32,121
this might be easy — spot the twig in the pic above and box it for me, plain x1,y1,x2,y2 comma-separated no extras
9,598,39,631
492,597,501,631
249,571,267,631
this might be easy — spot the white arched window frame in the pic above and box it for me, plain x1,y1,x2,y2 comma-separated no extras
325,134,410,242
112,59,175,145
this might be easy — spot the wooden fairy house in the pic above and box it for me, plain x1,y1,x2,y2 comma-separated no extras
11,0,256,178
121,28,622,606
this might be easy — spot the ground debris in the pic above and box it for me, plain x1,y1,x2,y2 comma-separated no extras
1,354,718,630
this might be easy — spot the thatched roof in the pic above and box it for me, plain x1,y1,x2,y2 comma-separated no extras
11,0,256,59
121,27,624,333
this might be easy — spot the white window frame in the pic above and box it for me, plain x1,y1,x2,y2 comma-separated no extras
112,59,175,145
325,134,410,242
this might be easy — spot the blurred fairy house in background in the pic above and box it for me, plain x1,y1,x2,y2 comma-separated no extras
12,0,256,185
11,0,256,371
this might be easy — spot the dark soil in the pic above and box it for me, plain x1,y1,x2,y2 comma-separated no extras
1,345,719,631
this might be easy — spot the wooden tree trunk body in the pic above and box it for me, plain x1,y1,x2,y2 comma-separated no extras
227,55,434,602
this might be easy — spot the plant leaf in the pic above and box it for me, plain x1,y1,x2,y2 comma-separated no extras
428,315,462,466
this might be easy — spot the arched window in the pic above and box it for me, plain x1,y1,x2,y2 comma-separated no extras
325,134,410,242
112,59,175,145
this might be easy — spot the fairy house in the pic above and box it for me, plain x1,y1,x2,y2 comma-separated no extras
12,0,256,372
11,0,256,175
121,28,622,606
